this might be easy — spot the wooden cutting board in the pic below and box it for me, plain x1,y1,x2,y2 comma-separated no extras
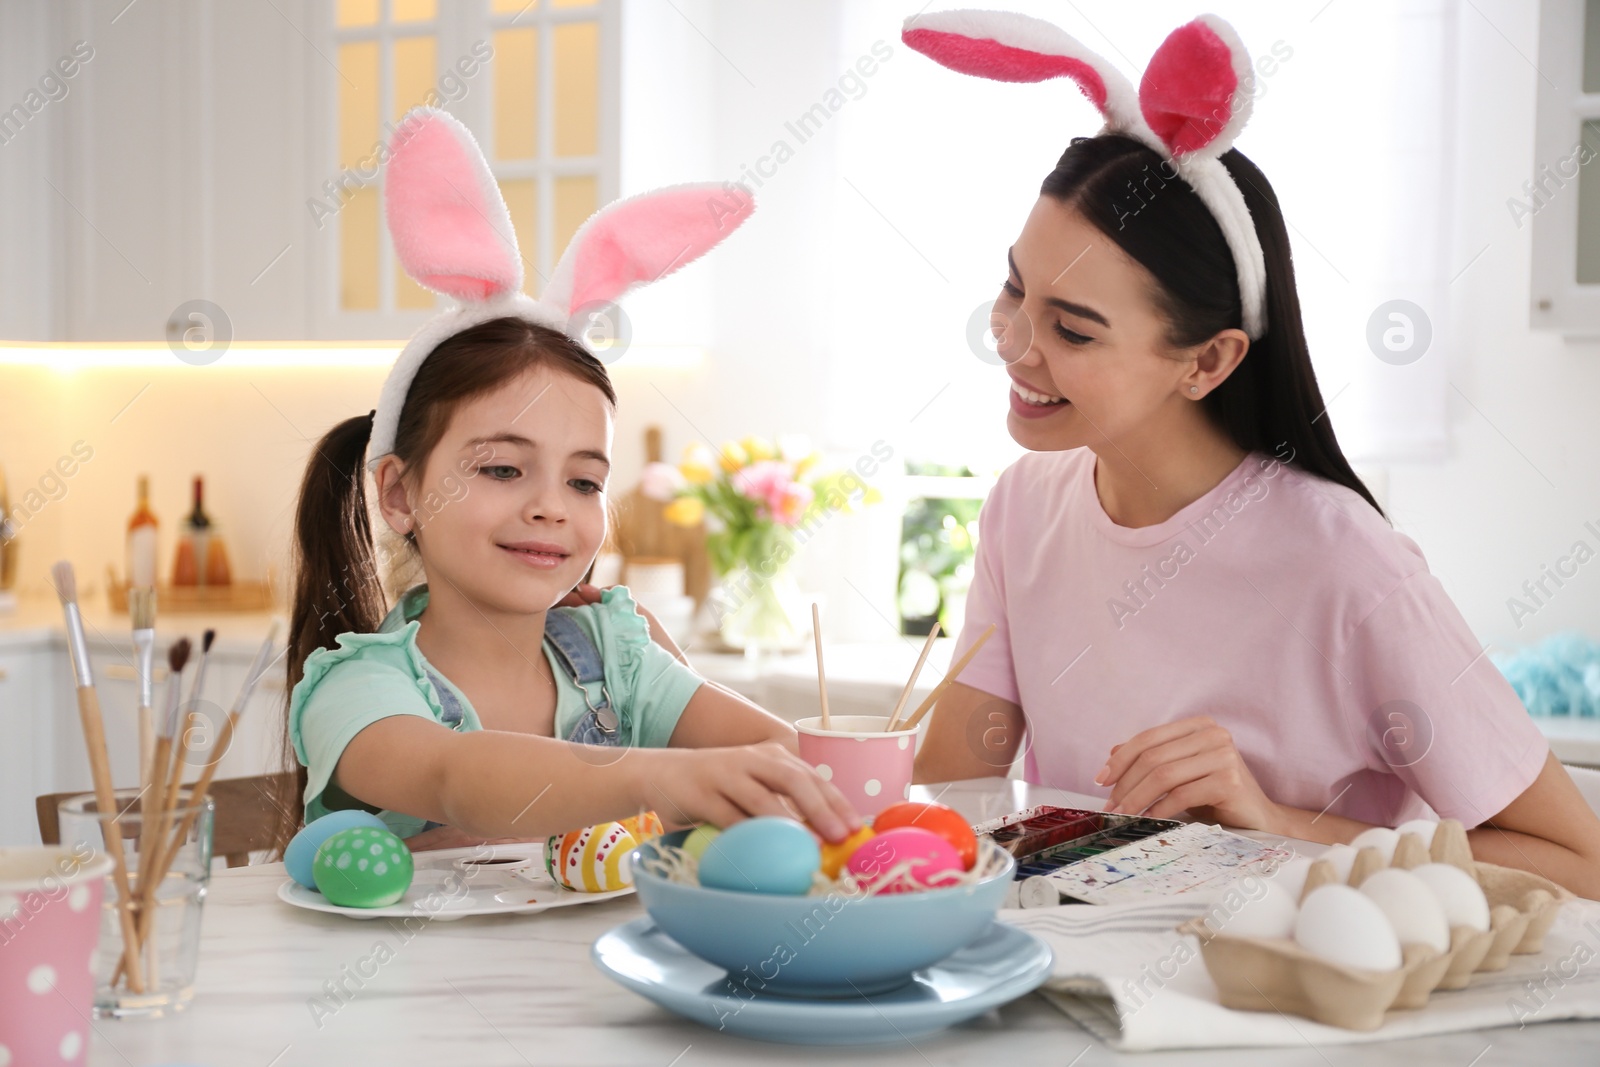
613,426,710,605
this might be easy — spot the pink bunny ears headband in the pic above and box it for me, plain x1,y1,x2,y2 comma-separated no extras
366,107,755,472
901,10,1268,340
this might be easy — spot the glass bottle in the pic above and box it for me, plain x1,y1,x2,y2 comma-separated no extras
126,475,159,589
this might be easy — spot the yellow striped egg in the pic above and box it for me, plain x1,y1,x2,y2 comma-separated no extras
546,821,638,892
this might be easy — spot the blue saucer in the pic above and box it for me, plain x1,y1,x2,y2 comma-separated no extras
592,917,1054,1046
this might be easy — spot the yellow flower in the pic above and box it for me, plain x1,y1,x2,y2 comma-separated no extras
680,443,716,485
663,497,706,527
742,436,776,463
793,451,820,478
718,440,748,473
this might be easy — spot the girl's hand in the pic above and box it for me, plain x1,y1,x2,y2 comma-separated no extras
1096,716,1283,832
403,825,536,852
648,742,864,843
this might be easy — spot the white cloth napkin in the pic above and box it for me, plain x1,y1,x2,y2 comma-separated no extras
1002,896,1600,1051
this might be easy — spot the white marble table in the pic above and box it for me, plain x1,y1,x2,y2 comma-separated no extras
86,780,1600,1066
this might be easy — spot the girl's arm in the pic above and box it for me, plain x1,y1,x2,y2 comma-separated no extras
332,714,862,842
667,681,800,752
911,682,1028,783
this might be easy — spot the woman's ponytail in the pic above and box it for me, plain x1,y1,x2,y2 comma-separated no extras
273,409,389,854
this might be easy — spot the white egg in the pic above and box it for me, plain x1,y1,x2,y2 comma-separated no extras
1219,880,1299,939
1411,863,1490,932
1359,868,1450,953
1294,884,1403,971
1349,826,1400,863
1318,843,1358,883
1270,856,1313,902
1395,819,1439,847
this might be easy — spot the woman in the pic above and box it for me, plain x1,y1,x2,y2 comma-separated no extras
904,10,1600,896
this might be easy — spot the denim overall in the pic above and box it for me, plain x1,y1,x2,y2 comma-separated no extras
416,611,621,831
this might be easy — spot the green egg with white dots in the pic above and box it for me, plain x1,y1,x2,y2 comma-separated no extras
312,826,414,908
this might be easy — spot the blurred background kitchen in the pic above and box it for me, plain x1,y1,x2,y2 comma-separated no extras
2,0,1599,847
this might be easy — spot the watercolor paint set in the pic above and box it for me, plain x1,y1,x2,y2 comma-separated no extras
973,805,1291,907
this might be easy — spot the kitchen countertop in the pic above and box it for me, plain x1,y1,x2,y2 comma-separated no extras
0,589,287,656
80,778,1600,1065
9,592,1597,769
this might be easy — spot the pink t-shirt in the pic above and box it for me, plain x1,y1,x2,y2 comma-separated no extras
954,446,1547,828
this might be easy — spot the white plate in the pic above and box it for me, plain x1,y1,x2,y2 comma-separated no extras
277,843,634,919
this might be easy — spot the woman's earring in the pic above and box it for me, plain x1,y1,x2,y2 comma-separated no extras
1189,386,1199,395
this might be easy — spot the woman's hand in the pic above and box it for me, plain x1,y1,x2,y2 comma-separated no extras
558,582,687,661
647,741,864,843
1097,715,1283,832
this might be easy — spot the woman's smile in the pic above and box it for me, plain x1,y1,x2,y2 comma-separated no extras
1008,375,1071,420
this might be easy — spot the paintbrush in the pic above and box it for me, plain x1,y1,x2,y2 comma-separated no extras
53,560,146,993
155,622,283,882
129,587,157,788
133,638,188,987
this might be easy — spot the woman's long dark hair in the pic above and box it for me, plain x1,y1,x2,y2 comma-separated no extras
271,317,616,854
1040,134,1385,518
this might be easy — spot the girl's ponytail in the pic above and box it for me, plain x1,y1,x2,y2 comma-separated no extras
287,409,388,688
273,409,389,853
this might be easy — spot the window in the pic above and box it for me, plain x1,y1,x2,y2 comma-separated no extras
1533,0,1600,334
314,0,617,337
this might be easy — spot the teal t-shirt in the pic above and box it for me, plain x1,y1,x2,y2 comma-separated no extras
288,584,704,839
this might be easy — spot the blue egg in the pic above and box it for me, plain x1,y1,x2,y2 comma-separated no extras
286,810,389,889
697,817,820,895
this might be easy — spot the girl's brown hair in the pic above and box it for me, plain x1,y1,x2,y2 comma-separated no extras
271,317,616,854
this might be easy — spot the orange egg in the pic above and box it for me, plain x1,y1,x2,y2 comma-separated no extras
871,802,978,870
818,826,877,879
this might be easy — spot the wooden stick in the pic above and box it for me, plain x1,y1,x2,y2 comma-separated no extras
134,639,190,990
901,624,996,732
810,603,830,730
885,623,940,732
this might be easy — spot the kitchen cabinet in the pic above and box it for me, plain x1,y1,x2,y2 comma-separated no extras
0,613,285,847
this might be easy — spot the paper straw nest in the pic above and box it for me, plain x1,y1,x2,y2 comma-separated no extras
639,835,1012,898
1178,819,1573,1031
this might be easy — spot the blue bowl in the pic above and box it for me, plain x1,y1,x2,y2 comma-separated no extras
628,830,1015,997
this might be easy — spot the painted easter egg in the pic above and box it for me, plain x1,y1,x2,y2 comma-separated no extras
871,801,978,869
546,821,638,892
621,810,664,842
846,826,963,894
683,824,722,860
697,817,820,895
818,826,876,879
286,809,389,890
312,826,414,908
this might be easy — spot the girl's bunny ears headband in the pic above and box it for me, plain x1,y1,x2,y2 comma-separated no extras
901,10,1268,340
366,106,754,472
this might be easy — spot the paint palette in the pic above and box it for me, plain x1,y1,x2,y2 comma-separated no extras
974,805,1183,878
972,806,1292,907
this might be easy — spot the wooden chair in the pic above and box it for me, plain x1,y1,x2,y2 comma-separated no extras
36,772,297,868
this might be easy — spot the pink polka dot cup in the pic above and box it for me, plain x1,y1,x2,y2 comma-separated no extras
795,715,918,819
0,845,115,1065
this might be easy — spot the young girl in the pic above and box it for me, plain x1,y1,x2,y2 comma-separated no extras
902,12,1600,896
275,109,860,854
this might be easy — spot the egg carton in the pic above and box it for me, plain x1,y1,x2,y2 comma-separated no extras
1177,819,1574,1031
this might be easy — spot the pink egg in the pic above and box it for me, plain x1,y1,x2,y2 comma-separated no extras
845,826,963,894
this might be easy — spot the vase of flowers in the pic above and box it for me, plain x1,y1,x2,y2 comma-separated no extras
642,435,875,655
